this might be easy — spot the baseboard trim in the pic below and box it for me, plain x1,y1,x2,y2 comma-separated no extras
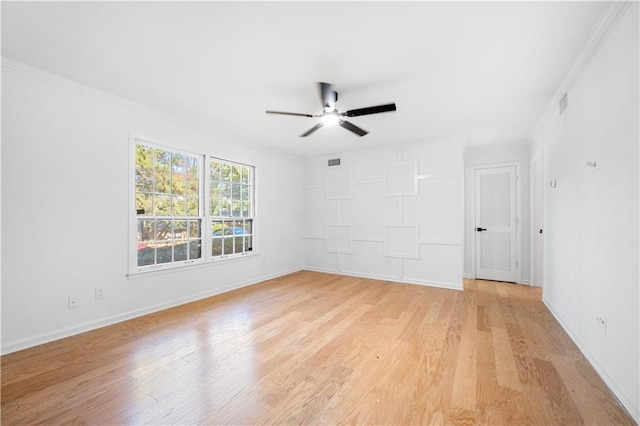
303,267,463,291
1,267,303,356
542,297,639,423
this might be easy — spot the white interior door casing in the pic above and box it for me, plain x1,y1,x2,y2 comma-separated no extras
531,154,544,287
475,166,518,282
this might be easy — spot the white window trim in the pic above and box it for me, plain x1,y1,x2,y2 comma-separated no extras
209,156,256,261
128,134,257,277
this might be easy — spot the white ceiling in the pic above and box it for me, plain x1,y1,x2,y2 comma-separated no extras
2,1,608,159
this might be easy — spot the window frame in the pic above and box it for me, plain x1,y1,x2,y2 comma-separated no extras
209,157,255,260
128,135,257,276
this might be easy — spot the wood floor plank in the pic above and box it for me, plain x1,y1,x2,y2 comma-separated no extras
492,326,523,392
534,357,585,424
1,271,635,425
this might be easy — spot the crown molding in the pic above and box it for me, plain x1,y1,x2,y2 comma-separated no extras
530,1,633,141
1,56,147,111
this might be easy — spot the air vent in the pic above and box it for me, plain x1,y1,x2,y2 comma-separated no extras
559,93,568,115
328,158,341,167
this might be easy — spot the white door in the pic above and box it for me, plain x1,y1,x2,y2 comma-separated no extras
475,166,517,282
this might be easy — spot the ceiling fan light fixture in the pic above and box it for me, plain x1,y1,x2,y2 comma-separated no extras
321,112,339,126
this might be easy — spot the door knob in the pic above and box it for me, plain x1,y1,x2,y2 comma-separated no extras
476,227,487,232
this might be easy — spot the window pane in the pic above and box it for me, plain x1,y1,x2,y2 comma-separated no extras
233,220,244,235
155,171,170,194
234,236,244,253
212,220,223,236
222,221,233,236
188,220,201,238
211,201,221,217
174,241,188,262
232,200,241,217
222,163,232,181
138,219,155,243
232,165,241,182
171,174,186,195
212,238,222,256
186,176,199,196
245,236,253,252
243,220,253,235
136,193,153,216
232,183,241,201
186,197,199,216
172,196,186,216
210,161,221,181
135,168,154,193
156,220,172,241
174,220,187,239
155,148,170,168
171,153,186,174
223,237,233,255
241,201,250,218
221,182,231,199
157,246,172,264
210,184,220,216
136,145,153,168
189,240,202,259
187,156,199,178
155,195,171,216
138,245,154,266
241,167,249,184
221,197,230,217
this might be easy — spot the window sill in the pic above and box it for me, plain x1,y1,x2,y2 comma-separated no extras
127,252,261,280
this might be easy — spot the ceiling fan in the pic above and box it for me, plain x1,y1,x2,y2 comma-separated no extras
266,82,396,137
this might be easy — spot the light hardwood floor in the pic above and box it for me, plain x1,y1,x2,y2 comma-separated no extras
1,271,635,425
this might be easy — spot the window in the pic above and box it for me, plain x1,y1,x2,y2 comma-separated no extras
135,144,203,269
209,158,254,259
131,139,255,274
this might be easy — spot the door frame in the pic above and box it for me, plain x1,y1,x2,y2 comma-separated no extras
470,162,522,284
531,149,544,288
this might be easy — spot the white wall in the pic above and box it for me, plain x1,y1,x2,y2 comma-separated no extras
1,61,304,354
302,140,464,289
532,3,639,420
463,142,531,284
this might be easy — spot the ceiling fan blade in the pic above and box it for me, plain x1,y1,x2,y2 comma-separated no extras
343,103,397,117
300,122,324,137
266,110,315,118
340,120,368,137
318,82,337,110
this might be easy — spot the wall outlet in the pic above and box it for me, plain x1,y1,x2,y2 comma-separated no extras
95,287,105,300
595,316,607,335
586,160,599,172
68,296,78,309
